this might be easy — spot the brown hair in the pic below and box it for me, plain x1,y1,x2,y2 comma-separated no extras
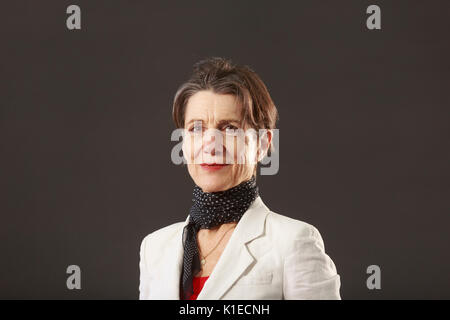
172,57,278,132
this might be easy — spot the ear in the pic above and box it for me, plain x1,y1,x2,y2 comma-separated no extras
257,129,272,162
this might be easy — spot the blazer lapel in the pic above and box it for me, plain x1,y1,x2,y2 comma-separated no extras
196,196,269,300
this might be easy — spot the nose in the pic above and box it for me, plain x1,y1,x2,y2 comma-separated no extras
203,129,217,156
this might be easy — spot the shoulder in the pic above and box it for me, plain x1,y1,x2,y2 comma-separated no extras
264,209,328,256
140,221,185,256
265,210,318,239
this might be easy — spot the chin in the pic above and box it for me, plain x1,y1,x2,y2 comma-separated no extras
196,177,230,193
191,169,231,193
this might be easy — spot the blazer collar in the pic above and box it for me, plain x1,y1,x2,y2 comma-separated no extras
160,195,270,300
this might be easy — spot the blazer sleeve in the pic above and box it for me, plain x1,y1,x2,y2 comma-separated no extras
283,225,341,300
139,235,151,300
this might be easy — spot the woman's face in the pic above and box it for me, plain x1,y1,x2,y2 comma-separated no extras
182,90,257,192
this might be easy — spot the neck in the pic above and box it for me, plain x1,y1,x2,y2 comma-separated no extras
200,221,237,238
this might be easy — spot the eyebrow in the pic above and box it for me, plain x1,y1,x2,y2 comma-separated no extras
185,119,242,126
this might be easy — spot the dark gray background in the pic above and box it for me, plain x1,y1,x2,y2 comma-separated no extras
1,0,449,299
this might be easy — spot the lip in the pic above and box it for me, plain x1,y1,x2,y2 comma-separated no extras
199,163,230,171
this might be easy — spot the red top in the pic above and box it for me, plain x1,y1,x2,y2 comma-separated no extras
188,276,209,300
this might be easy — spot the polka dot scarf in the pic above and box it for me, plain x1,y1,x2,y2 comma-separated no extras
179,176,259,300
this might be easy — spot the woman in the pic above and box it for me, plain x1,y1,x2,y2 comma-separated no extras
139,57,341,300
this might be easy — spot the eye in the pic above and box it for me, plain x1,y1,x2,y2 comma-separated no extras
224,124,239,135
223,124,238,130
189,126,202,133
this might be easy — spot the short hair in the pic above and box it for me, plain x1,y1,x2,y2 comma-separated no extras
172,57,279,133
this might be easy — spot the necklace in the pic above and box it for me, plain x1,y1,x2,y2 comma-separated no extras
199,225,236,266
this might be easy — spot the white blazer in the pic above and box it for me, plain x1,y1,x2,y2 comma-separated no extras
139,196,341,300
